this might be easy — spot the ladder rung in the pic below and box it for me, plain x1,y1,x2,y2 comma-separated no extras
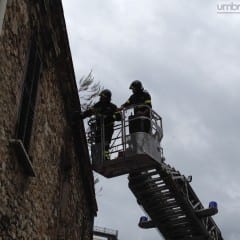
129,170,159,180
131,184,169,194
130,176,163,187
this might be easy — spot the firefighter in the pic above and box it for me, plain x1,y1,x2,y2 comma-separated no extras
81,89,121,160
121,80,152,133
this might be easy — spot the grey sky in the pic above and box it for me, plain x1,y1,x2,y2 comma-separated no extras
62,1,240,239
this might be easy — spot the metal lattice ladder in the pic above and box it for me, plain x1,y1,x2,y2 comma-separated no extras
129,161,223,240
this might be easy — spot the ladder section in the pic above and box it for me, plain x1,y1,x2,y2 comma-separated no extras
129,162,223,240
85,106,224,238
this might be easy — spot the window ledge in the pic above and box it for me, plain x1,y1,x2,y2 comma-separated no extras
9,139,36,177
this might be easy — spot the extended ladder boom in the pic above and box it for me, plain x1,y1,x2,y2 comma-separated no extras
86,106,224,239
129,161,223,239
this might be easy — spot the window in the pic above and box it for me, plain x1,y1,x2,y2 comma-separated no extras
0,0,7,34
17,39,42,150
11,38,42,176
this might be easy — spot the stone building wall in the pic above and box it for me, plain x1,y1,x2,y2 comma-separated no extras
0,1,97,239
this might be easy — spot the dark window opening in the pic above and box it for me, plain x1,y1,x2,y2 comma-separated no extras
16,39,42,151
10,38,42,177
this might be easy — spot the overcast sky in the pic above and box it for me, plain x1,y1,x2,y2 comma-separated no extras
62,1,240,239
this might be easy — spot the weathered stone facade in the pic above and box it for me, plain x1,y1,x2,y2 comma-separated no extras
0,1,97,239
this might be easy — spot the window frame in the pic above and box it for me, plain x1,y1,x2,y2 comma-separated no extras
11,37,42,176
16,39,42,150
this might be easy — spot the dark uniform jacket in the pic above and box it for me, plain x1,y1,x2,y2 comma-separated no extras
122,90,152,115
82,101,121,127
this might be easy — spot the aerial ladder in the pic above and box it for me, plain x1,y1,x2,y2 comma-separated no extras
86,105,224,240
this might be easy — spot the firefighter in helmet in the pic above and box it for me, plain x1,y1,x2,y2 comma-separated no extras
121,80,152,133
81,89,121,160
